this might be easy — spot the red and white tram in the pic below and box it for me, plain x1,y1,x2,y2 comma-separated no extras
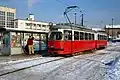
48,24,107,55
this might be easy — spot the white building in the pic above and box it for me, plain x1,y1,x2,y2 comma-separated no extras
14,14,50,31
0,6,16,28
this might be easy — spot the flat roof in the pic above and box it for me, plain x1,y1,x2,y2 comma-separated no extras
0,27,49,34
105,25,120,28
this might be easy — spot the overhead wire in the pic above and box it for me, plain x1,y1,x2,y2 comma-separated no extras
55,0,69,6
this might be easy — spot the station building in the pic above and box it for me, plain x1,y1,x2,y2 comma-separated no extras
0,7,55,56
14,14,51,42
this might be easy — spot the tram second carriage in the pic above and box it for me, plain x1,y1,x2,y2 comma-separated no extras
48,24,107,55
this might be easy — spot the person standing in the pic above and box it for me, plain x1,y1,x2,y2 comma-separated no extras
27,36,34,55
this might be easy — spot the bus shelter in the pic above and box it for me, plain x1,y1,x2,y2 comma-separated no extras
0,27,48,56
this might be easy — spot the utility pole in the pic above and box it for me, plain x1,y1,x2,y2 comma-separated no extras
81,14,84,26
108,25,109,40
74,12,77,25
112,18,114,40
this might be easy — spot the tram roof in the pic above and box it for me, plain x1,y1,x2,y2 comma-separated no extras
52,24,96,32
0,27,49,34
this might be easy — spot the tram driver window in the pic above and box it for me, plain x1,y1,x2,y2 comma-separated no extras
50,32,62,40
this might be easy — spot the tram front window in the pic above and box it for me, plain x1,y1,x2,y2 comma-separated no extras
50,32,62,40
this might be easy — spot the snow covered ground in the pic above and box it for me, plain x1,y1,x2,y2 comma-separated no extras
0,42,120,80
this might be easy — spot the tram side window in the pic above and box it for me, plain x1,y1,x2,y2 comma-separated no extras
89,33,92,40
80,32,84,40
98,35,100,40
103,36,107,40
101,35,103,40
74,31,79,40
102,35,104,40
85,33,88,40
92,34,94,40
99,35,102,40
64,30,72,40
105,36,107,40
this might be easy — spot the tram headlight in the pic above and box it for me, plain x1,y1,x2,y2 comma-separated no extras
50,46,54,48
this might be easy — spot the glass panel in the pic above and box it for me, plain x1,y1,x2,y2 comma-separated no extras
85,33,88,40
89,33,91,40
64,30,72,40
0,32,3,48
80,32,84,40
11,32,21,47
33,33,40,51
50,32,62,40
74,31,79,40
92,34,94,40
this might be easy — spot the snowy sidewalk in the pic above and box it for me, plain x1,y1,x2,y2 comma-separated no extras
0,54,42,64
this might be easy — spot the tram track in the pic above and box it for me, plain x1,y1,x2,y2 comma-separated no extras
0,52,108,77
0,52,101,77
0,44,117,77
0,57,65,77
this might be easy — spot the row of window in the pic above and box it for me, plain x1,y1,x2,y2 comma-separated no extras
98,35,107,40
0,21,5,25
0,16,14,21
7,17,14,21
7,12,14,17
50,31,107,41
0,11,14,17
7,22,14,25
0,11,5,15
0,22,14,26
25,23,48,27
64,30,95,40
0,16,5,20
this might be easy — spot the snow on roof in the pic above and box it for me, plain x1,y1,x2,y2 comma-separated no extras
91,28,105,31
105,25,120,28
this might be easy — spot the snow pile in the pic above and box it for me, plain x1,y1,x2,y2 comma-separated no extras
106,43,120,80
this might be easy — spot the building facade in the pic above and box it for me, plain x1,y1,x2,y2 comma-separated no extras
14,14,55,42
0,6,16,28
14,14,50,31
105,25,120,39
